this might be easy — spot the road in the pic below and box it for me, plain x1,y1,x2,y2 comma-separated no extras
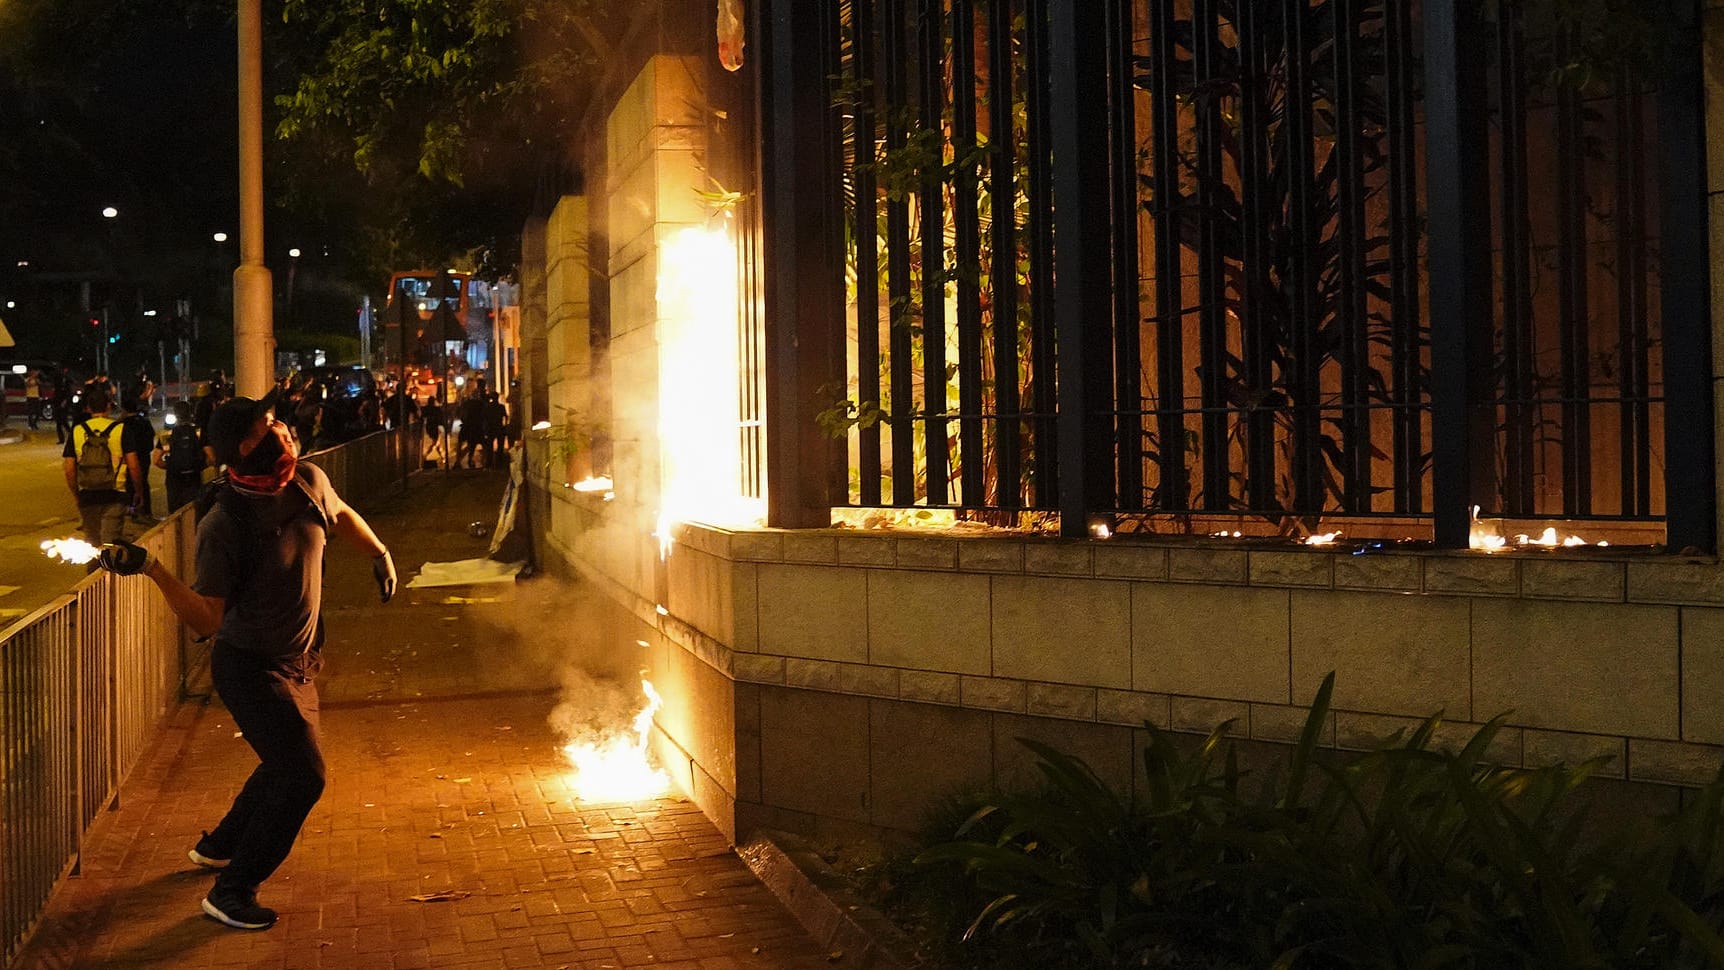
0,419,164,626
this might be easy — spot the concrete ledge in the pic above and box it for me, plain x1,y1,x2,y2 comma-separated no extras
737,830,926,969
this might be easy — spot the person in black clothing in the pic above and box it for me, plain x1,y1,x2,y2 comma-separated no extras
482,391,507,468
52,370,75,443
422,396,446,467
96,393,396,931
120,383,157,523
455,389,484,468
154,400,211,511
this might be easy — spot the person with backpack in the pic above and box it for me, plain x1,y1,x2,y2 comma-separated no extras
154,400,212,511
95,392,396,932
60,384,134,555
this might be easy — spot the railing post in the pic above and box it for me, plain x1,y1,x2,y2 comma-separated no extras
1049,0,1116,537
760,0,848,527
1660,0,1715,554
1423,0,1496,547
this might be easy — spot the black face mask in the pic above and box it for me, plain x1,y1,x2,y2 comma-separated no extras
235,430,286,476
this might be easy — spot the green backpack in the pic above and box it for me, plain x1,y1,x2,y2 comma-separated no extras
74,421,119,491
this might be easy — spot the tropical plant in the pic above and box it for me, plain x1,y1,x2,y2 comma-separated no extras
914,674,1724,968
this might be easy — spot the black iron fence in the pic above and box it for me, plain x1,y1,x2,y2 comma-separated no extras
777,0,1711,544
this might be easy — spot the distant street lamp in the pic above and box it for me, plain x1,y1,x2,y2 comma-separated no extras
288,248,301,258
213,232,229,243
101,206,118,219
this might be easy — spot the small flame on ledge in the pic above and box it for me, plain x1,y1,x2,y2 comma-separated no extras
41,537,100,565
1211,530,1244,539
531,420,553,432
1471,507,1606,551
1304,532,1341,546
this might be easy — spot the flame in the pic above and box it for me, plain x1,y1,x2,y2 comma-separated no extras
1090,523,1111,539
569,476,613,492
560,679,670,803
41,537,100,565
1469,506,1507,552
1305,531,1341,546
1211,530,1243,538
654,223,766,555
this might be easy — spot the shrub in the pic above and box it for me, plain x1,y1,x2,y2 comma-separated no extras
914,674,1724,969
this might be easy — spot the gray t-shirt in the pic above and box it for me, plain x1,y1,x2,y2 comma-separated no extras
193,463,337,658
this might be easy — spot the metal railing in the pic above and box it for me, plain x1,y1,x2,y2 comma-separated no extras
0,423,415,967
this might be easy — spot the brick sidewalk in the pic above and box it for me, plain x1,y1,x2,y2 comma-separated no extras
14,471,846,970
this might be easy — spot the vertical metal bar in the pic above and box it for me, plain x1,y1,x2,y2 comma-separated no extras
762,0,850,527
917,0,949,503
1385,0,1422,513
1108,0,1142,510
853,0,884,506
1282,0,1322,513
1147,0,1186,509
1424,0,1497,547
1050,0,1115,536
1193,0,1228,510
1238,0,1275,511
1497,6,1534,516
1025,0,1059,508
1615,74,1649,516
952,0,985,507
988,0,1021,508
1555,47,1592,515
1659,0,1715,552
1333,0,1371,512
883,0,917,505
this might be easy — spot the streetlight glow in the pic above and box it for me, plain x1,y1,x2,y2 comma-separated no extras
288,248,301,258
101,206,118,219
213,232,229,243
4,301,14,309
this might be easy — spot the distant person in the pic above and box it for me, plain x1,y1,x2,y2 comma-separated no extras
154,400,211,511
24,369,42,429
422,396,447,467
52,369,75,443
293,390,321,452
61,383,132,557
121,383,158,523
483,391,507,468
456,389,484,469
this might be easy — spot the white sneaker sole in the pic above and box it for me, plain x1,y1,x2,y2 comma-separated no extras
201,896,274,930
188,848,229,869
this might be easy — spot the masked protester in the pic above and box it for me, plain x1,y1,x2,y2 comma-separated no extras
96,393,397,931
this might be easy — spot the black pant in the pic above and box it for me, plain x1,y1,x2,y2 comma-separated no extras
206,643,327,892
165,473,201,512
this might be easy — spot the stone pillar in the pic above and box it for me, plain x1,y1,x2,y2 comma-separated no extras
519,217,549,428
545,197,593,481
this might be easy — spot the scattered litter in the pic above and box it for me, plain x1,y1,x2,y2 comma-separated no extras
233,732,243,739
407,890,472,903
828,951,844,962
441,595,502,605
407,558,526,588
428,833,442,839
453,778,471,784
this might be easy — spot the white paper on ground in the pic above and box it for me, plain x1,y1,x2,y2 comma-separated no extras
406,558,526,588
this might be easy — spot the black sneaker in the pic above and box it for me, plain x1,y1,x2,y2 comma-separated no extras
202,886,276,930
188,832,229,869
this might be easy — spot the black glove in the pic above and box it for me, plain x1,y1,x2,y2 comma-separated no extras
372,550,397,603
98,540,152,576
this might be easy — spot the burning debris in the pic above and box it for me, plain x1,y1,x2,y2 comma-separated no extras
550,671,670,804
41,538,101,565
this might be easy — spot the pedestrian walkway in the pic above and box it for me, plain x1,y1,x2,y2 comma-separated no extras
13,470,844,970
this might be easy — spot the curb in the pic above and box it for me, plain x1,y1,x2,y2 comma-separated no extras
738,830,927,969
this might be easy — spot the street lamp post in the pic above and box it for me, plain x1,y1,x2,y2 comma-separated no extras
233,0,275,397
